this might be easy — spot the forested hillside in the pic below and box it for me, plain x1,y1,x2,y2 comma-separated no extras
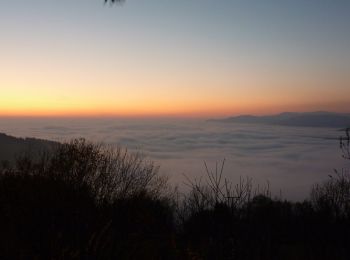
0,133,57,163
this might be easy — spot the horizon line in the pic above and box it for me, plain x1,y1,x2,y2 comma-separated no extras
1,109,350,119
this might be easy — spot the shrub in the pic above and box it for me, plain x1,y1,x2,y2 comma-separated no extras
0,139,176,259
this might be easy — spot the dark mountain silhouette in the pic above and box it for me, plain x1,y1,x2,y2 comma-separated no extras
0,133,58,163
209,111,350,128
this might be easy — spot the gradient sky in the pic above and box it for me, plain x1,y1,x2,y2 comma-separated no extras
1,0,349,117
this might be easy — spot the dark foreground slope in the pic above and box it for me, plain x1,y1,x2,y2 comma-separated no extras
0,138,176,259
0,133,349,259
0,133,57,162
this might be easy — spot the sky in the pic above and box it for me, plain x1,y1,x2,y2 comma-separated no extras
1,0,350,117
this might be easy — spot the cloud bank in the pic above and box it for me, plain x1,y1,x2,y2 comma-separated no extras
0,117,348,200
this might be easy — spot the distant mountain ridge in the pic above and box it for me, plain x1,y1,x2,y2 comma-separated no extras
209,111,350,128
0,133,58,163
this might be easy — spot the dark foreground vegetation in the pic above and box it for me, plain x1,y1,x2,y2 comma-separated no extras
0,129,349,259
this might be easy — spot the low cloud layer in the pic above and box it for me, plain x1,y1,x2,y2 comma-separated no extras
0,117,348,200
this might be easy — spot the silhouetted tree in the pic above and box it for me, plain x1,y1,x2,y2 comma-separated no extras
311,170,350,219
1,136,350,259
310,128,350,220
105,0,125,4
0,139,177,259
340,128,350,160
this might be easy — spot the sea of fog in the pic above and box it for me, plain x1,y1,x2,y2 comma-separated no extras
0,117,348,200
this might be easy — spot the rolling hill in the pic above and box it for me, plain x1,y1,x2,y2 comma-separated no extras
0,133,58,163
209,111,350,128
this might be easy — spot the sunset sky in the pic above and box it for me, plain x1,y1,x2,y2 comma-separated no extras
1,0,349,117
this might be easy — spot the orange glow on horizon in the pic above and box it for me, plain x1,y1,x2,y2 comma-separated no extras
1,98,349,118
